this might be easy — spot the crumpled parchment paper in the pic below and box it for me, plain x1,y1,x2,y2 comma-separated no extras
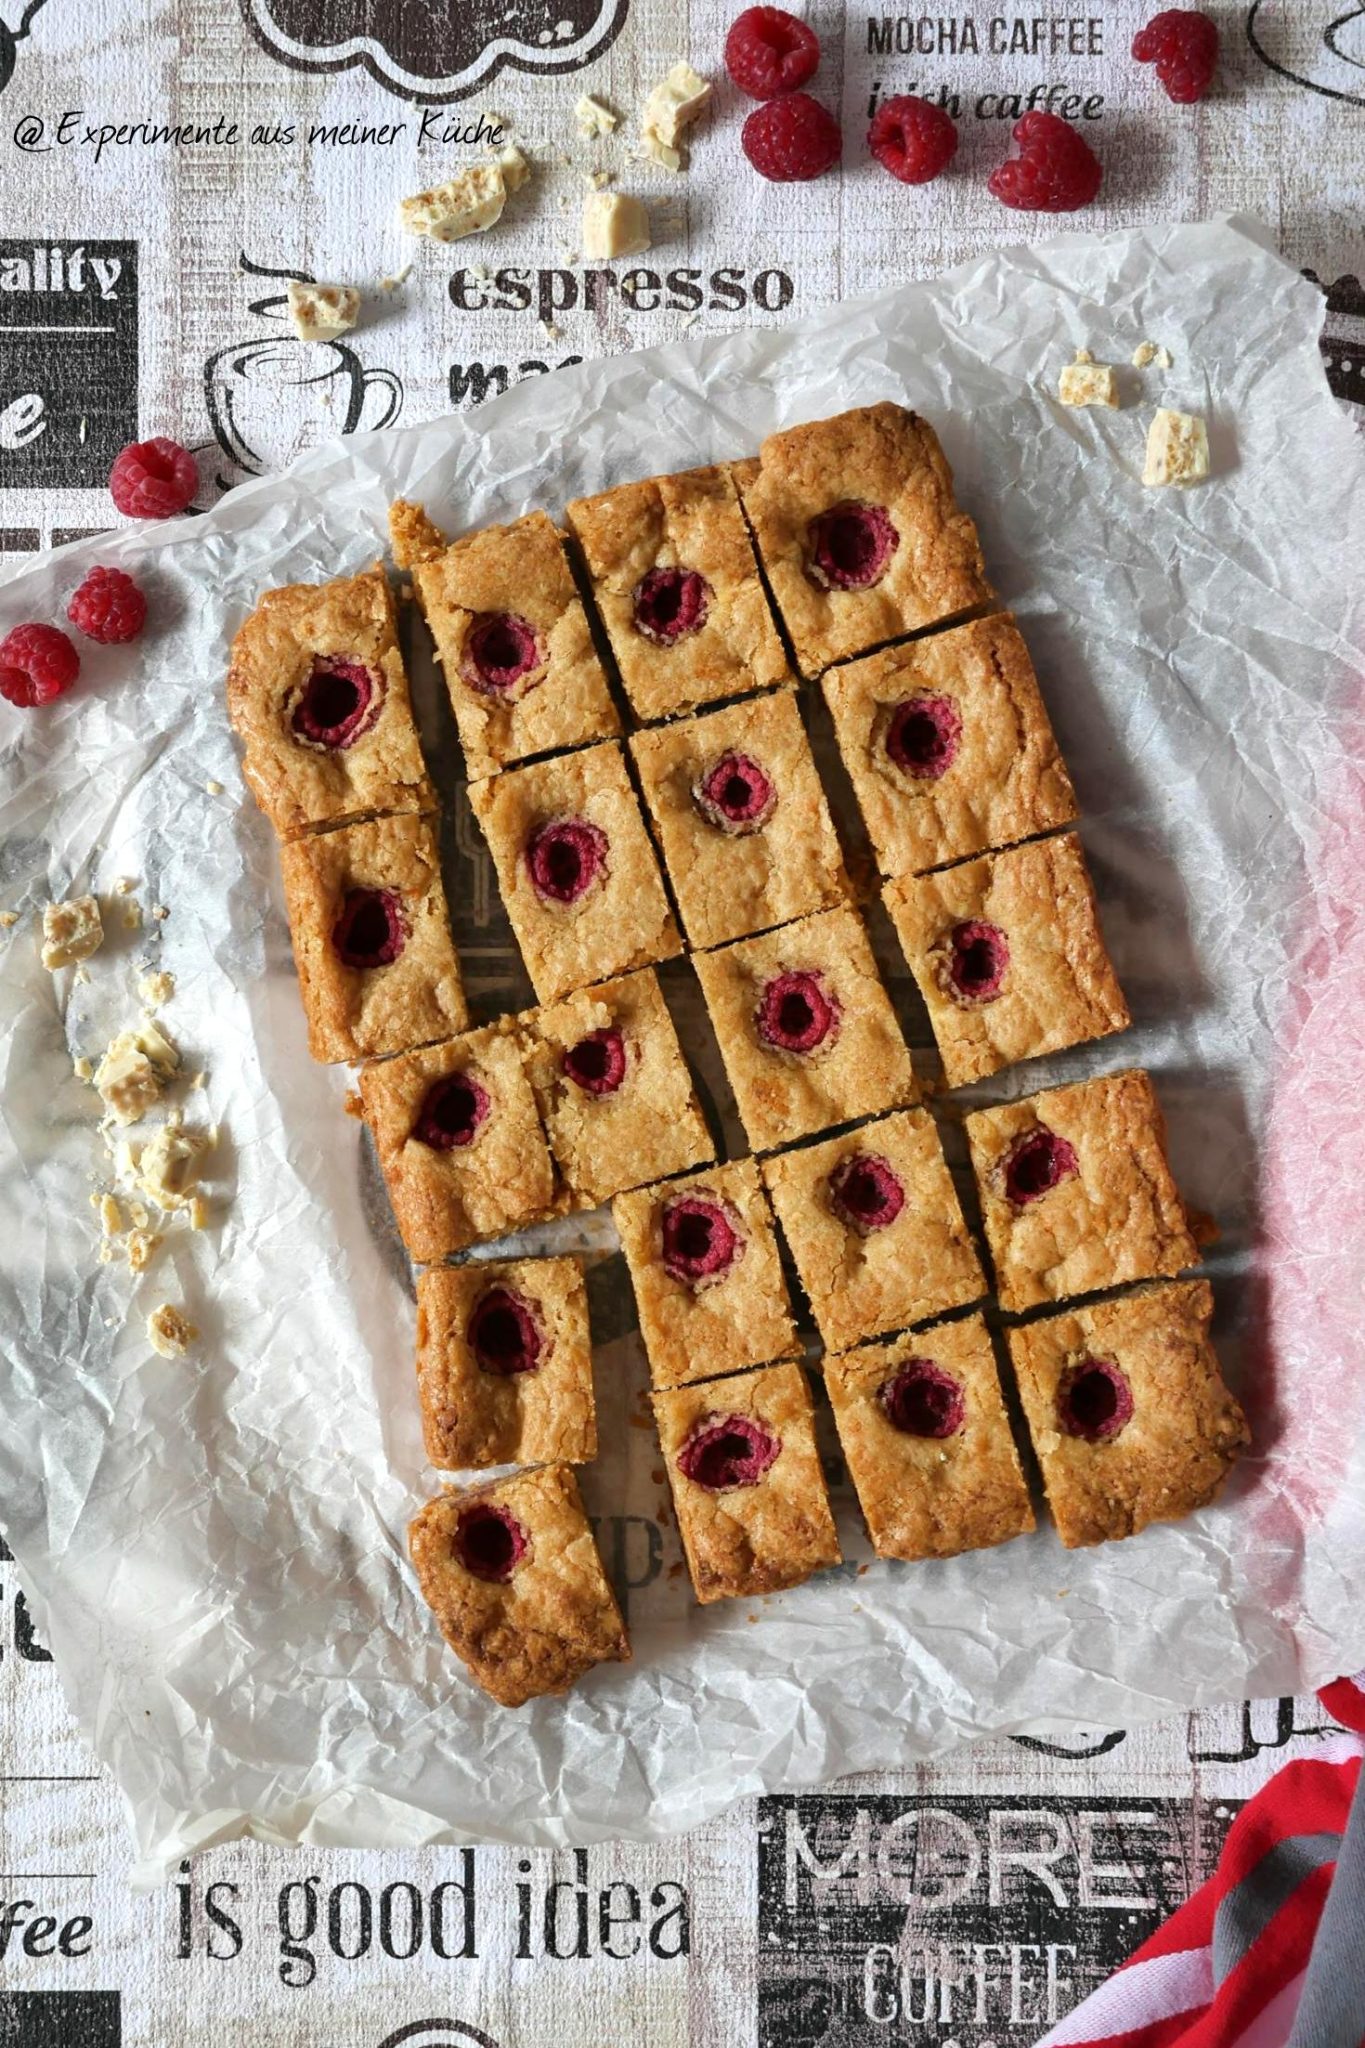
2,217,1364,1886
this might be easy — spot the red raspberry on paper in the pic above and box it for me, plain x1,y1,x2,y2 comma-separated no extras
0,623,80,707
724,5,820,99
988,111,1102,212
109,437,199,519
742,92,842,181
868,95,959,184
1132,9,1218,104
67,566,148,644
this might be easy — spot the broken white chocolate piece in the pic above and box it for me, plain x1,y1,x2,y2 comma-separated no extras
1133,340,1174,370
147,1302,198,1358
1143,407,1209,487
641,61,711,152
1058,353,1119,409
401,161,508,241
286,280,360,344
94,1020,180,1127
0,910,18,928
581,190,651,260
126,1229,162,1275
41,895,104,970
636,129,682,173
134,1122,210,1211
73,1055,93,1082
138,969,175,1008
575,94,618,138
495,142,530,193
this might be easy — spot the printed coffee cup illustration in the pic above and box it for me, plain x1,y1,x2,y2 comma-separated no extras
0,0,50,95
1248,1,1365,106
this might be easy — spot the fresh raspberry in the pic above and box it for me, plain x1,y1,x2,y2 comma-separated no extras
66,566,148,645
0,623,80,707
463,613,542,694
868,95,959,184
468,1287,543,1376
661,1194,743,1287
885,694,961,779
724,6,820,99
677,1413,781,1490
412,1072,490,1151
828,1154,905,1235
633,566,709,643
526,818,607,905
1003,1126,1078,1207
331,887,406,969
988,111,1103,212
108,436,199,519
742,92,842,182
878,1360,965,1439
693,751,776,834
454,1503,529,1582
1132,9,1218,103
807,501,898,589
756,969,840,1053
1058,1357,1134,1442
942,920,1009,1004
563,1026,627,1095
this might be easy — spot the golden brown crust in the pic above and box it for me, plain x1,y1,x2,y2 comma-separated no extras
883,833,1130,1088
821,614,1077,876
613,1158,797,1388
277,813,467,1063
1007,1279,1249,1549
762,1108,984,1351
521,968,714,1205
692,906,918,1152
360,1022,555,1260
630,690,850,949
826,1316,1035,1560
566,462,790,720
226,563,434,838
415,1257,595,1467
966,1068,1199,1312
408,1464,630,1707
654,1361,840,1602
732,405,992,679
468,743,682,1003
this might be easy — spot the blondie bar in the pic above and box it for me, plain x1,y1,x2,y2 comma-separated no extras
630,690,850,949
409,1464,630,1706
883,833,1129,1087
391,501,620,781
654,1360,840,1603
1007,1280,1249,1548
359,1023,554,1261
277,812,467,1063
966,1068,1199,1312
468,742,681,1004
825,1315,1035,1561
693,906,917,1151
762,1108,984,1351
227,564,434,839
613,1158,797,1389
566,462,789,722
522,967,714,1205
821,614,1077,876
732,404,991,679
416,1256,595,1467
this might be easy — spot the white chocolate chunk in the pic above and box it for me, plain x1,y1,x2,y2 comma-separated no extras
40,895,103,970
286,280,360,343
494,142,531,193
575,94,618,138
138,969,175,1007
581,190,651,260
641,62,711,151
1143,407,1209,487
94,1020,180,1127
1059,355,1119,409
636,129,682,173
134,1122,210,1210
400,161,507,241
147,1302,198,1357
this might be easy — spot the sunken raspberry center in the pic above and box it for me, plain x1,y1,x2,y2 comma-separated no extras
677,1413,781,1490
879,1358,965,1438
463,612,543,694
633,566,710,644
757,970,840,1054
412,1072,490,1150
807,501,899,590
526,818,608,905
886,694,962,780
1058,1357,1134,1442
563,1026,627,1096
292,655,382,749
829,1153,906,1234
694,751,776,834
332,888,407,969
1004,1125,1079,1206
454,1502,529,1582
946,920,1009,1004
661,1194,743,1286
468,1286,543,1376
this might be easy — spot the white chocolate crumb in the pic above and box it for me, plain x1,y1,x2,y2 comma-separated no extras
380,263,413,292
121,899,143,932
635,129,682,173
97,1192,123,1237
127,1199,149,1229
581,190,651,260
575,93,618,139
1143,406,1209,487
94,1020,179,1127
147,1302,198,1358
585,169,610,190
137,969,175,1008
151,905,169,922
188,1194,210,1231
189,1070,205,1091
540,317,560,342
1155,346,1173,370
204,779,224,796
73,1055,93,1082
113,876,136,895
125,1229,162,1275
0,910,18,928
1133,340,1174,369
134,1122,209,1211
286,280,360,344
1058,353,1119,409
1074,346,1094,364
41,895,104,970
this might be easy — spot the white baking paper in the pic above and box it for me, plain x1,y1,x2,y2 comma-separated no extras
2,216,1365,1886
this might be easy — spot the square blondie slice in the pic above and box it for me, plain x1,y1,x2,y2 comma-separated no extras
1007,1280,1249,1549
360,1023,555,1262
654,1361,840,1603
732,404,992,679
693,906,917,1152
826,1315,1035,1562
762,1108,984,1351
566,462,790,722
883,832,1129,1088
416,1257,595,1468
522,968,713,1206
277,812,467,1063
409,1464,630,1706
966,1068,1200,1313
227,563,434,839
391,500,620,781
468,742,681,1004
821,614,1077,876
630,690,850,949
613,1158,796,1389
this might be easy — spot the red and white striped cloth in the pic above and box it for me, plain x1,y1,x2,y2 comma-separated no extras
1037,1676,1365,2048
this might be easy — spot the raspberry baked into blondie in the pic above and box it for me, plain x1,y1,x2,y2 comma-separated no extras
732,404,992,679
415,1257,596,1469
390,500,620,781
